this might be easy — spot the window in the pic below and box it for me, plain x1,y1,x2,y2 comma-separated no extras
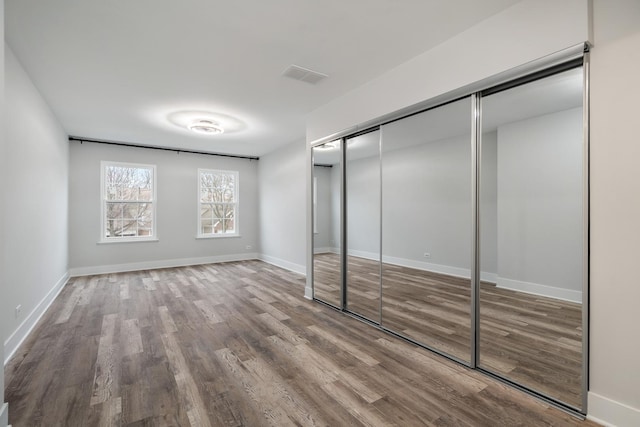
101,161,156,241
198,169,239,237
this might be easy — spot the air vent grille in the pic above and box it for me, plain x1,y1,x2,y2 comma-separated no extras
282,64,328,84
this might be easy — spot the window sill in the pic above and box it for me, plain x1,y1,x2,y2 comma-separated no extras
98,238,159,245
196,234,241,240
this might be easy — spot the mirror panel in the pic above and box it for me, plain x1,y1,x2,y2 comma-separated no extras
346,130,381,322
479,67,585,408
380,98,473,362
312,141,342,308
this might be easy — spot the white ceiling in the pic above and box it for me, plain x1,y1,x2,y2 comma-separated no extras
5,0,521,157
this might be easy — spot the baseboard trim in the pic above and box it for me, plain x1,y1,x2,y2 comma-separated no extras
382,254,472,280
258,254,306,276
497,277,582,304
4,272,70,366
0,402,8,427
345,251,580,302
348,251,497,282
304,286,313,300
69,253,259,277
588,391,640,427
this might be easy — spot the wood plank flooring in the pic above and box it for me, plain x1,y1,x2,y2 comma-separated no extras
5,260,597,426
314,253,583,409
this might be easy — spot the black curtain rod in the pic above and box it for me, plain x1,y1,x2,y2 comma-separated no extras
68,136,260,161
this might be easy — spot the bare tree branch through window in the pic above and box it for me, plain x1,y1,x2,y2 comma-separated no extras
199,169,238,236
103,163,155,239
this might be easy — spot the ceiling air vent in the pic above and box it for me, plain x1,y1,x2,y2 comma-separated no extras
282,64,328,85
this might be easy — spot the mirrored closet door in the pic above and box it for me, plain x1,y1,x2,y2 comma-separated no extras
478,66,586,409
312,141,343,308
380,98,473,363
345,130,382,322
310,55,588,413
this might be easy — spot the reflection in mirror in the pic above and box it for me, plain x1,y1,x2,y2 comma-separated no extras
346,131,381,322
380,98,472,362
312,141,342,307
479,67,584,408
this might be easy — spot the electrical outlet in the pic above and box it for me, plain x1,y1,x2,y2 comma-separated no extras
423,252,431,258
15,304,22,318
246,245,252,250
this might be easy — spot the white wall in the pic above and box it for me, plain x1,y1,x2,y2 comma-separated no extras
589,1,640,425
257,140,306,274
496,108,584,302
0,2,8,424
68,141,259,274
3,46,69,367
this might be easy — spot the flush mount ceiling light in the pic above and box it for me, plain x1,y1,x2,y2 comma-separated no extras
188,119,224,135
164,110,246,136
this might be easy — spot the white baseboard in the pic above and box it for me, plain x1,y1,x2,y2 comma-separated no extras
4,272,70,366
258,254,306,276
0,402,8,427
382,254,472,280
313,247,332,254
347,249,379,262
304,286,313,300
346,251,580,302
347,251,497,281
68,253,259,277
588,391,640,427
496,277,582,304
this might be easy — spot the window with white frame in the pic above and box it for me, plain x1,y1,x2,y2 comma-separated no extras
101,161,156,241
198,169,239,237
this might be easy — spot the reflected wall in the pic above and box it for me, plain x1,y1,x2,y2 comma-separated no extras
312,141,342,307
345,131,381,322
478,67,585,408
380,98,472,362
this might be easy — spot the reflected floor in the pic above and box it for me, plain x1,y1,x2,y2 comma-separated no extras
313,252,342,307
313,253,582,409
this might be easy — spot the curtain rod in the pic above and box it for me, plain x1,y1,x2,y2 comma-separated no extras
68,136,260,161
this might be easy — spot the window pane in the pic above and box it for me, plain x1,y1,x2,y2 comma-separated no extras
223,219,235,233
106,202,125,220
105,165,153,201
103,163,155,239
200,188,212,203
223,189,235,202
200,206,212,218
198,170,238,236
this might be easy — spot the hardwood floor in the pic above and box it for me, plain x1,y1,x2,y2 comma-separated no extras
5,260,596,426
314,253,583,409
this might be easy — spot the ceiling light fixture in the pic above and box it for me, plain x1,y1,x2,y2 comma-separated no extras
188,119,224,135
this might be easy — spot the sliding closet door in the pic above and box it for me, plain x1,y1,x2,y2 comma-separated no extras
312,141,342,308
380,99,473,363
478,66,586,409
345,130,381,322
